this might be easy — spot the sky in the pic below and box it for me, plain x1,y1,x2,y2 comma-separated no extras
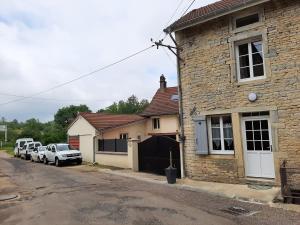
0,0,217,122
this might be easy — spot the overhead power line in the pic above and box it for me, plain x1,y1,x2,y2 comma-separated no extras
181,0,196,17
0,92,112,103
157,0,186,40
0,45,155,107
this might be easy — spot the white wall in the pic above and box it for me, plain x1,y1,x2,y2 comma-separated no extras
102,121,146,140
145,115,179,135
67,116,96,162
95,152,129,168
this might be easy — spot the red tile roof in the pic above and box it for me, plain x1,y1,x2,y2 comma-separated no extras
166,0,269,32
141,87,179,116
79,112,145,131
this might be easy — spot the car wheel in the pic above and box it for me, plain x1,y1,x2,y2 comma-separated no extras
37,156,40,163
55,158,61,167
77,160,82,165
43,157,48,165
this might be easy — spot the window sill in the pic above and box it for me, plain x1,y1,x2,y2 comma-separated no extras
96,151,128,156
205,154,235,159
235,77,268,86
209,151,234,155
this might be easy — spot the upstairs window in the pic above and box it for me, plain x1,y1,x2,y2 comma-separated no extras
235,13,259,28
236,38,265,81
120,133,128,140
152,118,160,130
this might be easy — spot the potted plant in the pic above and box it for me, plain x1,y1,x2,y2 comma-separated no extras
165,151,177,184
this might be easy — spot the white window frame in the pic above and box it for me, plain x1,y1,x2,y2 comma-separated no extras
235,37,266,82
207,115,234,155
230,8,263,33
119,133,128,140
234,13,260,29
152,118,160,130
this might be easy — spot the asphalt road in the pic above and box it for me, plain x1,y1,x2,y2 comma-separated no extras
0,153,300,225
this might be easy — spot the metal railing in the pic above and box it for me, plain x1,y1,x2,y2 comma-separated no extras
280,160,300,204
98,139,128,153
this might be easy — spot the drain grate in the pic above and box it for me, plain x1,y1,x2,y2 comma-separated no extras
221,206,250,216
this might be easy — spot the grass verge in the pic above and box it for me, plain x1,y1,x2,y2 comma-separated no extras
0,147,14,156
87,162,123,170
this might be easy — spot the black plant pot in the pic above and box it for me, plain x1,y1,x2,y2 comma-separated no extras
165,166,177,184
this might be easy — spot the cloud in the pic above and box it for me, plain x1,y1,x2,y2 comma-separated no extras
0,0,217,122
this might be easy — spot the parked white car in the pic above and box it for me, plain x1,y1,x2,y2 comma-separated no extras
31,146,46,162
20,141,42,160
20,142,34,160
14,138,33,157
43,143,82,167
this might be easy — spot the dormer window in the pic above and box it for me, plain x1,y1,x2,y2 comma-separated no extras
235,13,259,28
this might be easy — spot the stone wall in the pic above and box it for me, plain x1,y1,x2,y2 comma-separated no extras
176,0,300,183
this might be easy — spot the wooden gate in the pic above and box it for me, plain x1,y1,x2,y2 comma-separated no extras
138,136,181,178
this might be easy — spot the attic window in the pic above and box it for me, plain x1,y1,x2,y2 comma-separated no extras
171,94,179,101
235,13,259,28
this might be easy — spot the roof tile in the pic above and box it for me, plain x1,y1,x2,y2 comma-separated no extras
167,0,265,32
79,113,145,131
141,87,179,116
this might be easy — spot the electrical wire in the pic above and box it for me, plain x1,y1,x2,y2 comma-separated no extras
0,45,155,107
0,92,113,102
181,0,196,17
157,0,186,40
163,48,176,66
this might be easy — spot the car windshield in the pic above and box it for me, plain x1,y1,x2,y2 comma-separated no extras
38,147,46,152
56,144,74,151
35,143,41,147
28,143,34,148
20,141,26,147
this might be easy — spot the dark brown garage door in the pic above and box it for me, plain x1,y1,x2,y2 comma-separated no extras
68,136,80,150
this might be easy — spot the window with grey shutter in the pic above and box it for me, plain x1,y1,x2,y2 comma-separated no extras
194,116,209,155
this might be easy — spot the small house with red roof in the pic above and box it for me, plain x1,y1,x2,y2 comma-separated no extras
67,75,180,170
141,75,180,140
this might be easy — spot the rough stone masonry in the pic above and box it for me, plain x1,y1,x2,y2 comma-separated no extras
175,0,300,184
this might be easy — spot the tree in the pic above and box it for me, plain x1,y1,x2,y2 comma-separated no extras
98,95,149,114
18,118,44,141
54,104,91,128
41,121,66,145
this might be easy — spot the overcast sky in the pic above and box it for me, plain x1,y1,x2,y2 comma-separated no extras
0,0,217,122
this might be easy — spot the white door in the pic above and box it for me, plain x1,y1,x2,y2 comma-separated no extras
242,117,275,178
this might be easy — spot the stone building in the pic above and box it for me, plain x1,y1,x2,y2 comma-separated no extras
166,0,300,184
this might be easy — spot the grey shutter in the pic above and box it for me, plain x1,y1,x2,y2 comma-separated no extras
194,116,209,155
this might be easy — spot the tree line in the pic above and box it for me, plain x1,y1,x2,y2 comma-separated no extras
0,95,149,146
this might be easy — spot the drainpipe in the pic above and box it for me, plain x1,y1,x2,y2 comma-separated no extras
93,136,96,164
169,33,185,178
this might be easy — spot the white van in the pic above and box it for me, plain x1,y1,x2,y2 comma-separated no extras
14,138,34,157
20,141,42,160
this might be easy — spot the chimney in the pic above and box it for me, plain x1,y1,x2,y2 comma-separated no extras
160,74,167,91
